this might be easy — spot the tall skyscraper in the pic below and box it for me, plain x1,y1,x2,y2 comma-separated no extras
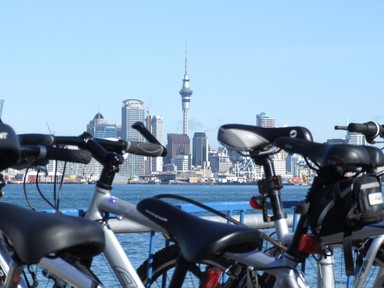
151,115,164,172
256,112,275,128
121,99,146,176
165,133,191,165
87,112,117,138
179,52,193,135
192,132,208,168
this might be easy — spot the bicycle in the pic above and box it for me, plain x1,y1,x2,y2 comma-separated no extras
333,121,384,287
137,123,384,287
0,122,106,287
2,121,246,287
6,120,384,287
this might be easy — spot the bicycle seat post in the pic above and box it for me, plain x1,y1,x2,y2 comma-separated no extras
254,155,289,243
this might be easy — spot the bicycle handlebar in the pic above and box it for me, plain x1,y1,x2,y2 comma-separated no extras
12,132,166,170
8,121,167,171
18,134,55,146
46,147,93,163
51,135,167,157
335,121,384,144
12,145,93,169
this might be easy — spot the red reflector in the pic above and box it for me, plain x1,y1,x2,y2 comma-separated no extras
12,274,21,284
249,196,262,210
202,267,222,288
298,234,321,254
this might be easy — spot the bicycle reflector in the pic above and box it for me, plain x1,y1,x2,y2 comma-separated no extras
0,123,20,170
249,196,263,210
202,267,222,288
298,234,321,254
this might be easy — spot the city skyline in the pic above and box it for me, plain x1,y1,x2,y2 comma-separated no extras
1,1,383,148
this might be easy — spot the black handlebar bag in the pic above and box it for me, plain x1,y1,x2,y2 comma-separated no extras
308,174,383,275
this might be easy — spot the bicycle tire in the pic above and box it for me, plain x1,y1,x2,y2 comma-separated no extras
137,244,248,287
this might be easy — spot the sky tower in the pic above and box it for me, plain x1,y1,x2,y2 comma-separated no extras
179,51,193,135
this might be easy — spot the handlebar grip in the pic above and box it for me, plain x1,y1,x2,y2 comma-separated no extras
347,121,382,143
18,134,55,146
46,147,92,164
126,141,167,157
347,122,379,136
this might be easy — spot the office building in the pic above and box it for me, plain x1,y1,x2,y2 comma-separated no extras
121,99,146,176
165,133,191,166
209,151,232,174
174,154,191,172
83,112,118,177
151,115,164,172
256,112,275,128
192,132,208,167
346,132,365,145
87,112,117,138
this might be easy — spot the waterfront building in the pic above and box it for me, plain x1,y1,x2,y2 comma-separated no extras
174,154,191,172
192,132,208,168
209,150,232,174
121,99,146,176
179,51,193,135
256,112,275,128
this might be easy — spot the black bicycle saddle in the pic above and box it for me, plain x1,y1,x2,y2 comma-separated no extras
218,124,313,152
274,137,384,170
0,202,105,264
137,197,262,262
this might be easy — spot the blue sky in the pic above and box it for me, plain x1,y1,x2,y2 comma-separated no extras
1,1,383,148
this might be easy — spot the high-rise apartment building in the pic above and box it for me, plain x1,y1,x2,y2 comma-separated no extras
121,99,146,176
192,132,208,168
256,112,275,128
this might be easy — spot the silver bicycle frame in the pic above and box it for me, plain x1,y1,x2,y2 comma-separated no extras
83,185,166,288
81,183,329,288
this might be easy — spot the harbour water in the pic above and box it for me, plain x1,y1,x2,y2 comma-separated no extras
0,183,364,286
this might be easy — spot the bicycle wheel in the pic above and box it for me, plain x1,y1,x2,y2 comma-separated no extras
137,244,248,288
